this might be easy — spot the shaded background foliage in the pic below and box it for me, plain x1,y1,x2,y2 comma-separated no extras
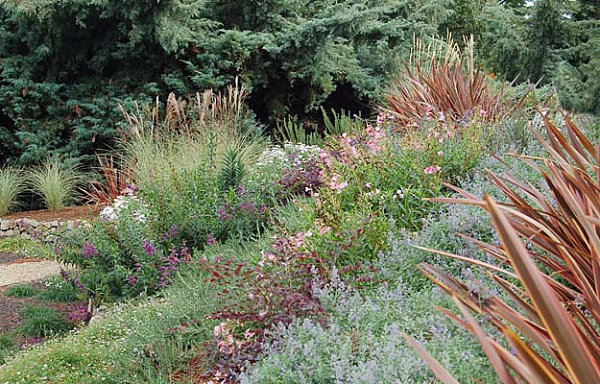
0,0,598,167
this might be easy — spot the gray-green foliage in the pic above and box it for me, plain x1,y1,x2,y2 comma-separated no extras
28,159,79,212
242,281,496,383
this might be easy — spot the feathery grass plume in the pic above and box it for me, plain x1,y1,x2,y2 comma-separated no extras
0,167,25,216
29,159,79,212
407,113,600,383
119,78,267,189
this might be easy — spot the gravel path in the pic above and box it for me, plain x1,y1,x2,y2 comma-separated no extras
0,259,62,287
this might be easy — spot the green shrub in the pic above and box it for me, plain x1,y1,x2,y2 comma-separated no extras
28,159,79,212
0,167,25,216
4,284,39,298
16,306,73,338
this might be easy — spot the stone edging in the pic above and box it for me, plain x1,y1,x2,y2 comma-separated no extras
0,218,87,239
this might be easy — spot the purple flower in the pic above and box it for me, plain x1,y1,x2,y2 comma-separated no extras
239,201,256,214
59,268,70,281
72,277,86,293
236,185,245,198
218,205,233,221
82,242,98,258
68,306,90,323
127,275,137,285
142,240,156,256
162,224,179,241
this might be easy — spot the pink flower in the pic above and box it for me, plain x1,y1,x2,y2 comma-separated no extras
329,174,348,193
319,150,332,167
206,233,217,246
424,165,441,175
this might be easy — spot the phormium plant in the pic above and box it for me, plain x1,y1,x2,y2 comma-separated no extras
406,114,600,383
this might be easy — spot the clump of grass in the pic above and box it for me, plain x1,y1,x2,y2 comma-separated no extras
28,159,79,212
0,237,37,253
16,306,73,338
4,284,39,298
37,277,81,303
0,333,17,364
0,167,25,216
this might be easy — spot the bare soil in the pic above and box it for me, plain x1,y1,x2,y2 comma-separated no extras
0,283,85,333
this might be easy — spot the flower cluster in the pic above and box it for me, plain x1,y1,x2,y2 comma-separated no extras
68,305,91,324
100,188,147,223
156,246,191,290
81,241,98,258
278,158,322,196
256,143,321,171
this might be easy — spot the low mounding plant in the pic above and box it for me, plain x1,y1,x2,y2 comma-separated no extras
407,114,600,383
0,167,25,216
29,159,79,212
16,305,73,338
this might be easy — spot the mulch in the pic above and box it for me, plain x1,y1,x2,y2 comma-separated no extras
0,256,85,334
0,205,99,222
0,283,86,333
0,252,23,264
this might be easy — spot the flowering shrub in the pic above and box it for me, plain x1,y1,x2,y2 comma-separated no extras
248,143,322,199
58,198,191,303
198,235,327,382
100,188,148,223
216,186,270,240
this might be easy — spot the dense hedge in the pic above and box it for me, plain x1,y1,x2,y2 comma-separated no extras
0,0,598,166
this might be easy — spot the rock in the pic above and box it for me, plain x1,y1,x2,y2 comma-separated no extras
4,229,14,237
67,220,74,230
21,232,31,239
49,221,59,228
0,220,13,231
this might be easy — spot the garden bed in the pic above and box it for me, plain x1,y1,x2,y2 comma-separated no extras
0,205,97,222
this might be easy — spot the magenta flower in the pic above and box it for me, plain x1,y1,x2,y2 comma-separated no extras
142,240,156,256
82,242,98,258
